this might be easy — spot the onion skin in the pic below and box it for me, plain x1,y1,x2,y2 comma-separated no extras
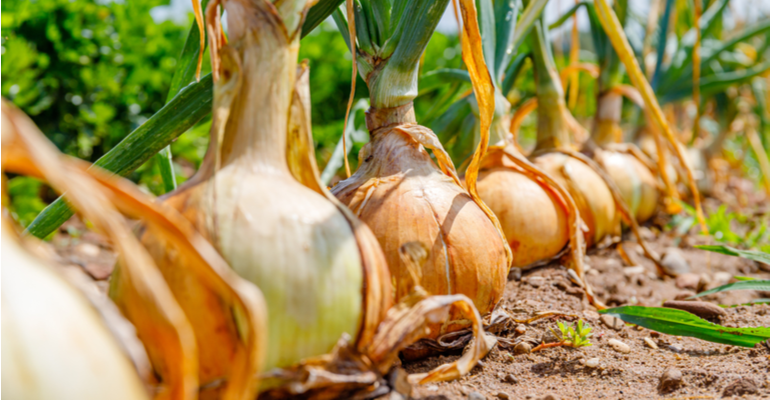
477,150,569,267
534,152,617,247
2,230,148,400
595,150,659,223
332,113,508,337
146,2,383,374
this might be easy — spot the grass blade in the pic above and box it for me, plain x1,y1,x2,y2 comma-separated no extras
690,280,770,299
418,68,471,95
302,0,346,37
25,75,214,239
695,244,770,265
600,306,770,347
511,0,548,56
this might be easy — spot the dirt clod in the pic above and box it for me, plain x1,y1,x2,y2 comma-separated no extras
504,374,518,384
658,368,683,393
663,300,726,319
722,377,758,397
496,392,510,400
675,273,701,290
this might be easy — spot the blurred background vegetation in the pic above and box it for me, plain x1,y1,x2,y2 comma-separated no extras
2,0,768,249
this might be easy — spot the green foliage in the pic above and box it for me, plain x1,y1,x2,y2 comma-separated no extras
6,177,49,229
600,306,770,348
695,244,770,265
672,203,770,251
1,0,189,161
552,320,593,348
689,279,770,299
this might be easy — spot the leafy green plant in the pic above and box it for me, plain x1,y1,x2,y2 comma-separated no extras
695,244,770,265
600,306,770,348
689,279,770,299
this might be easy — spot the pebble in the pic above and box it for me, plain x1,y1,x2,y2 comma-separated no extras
497,392,510,400
722,377,758,397
585,357,600,368
661,247,691,275
600,314,624,331
515,325,527,335
468,391,485,400
608,338,631,353
622,265,646,276
643,337,658,349
528,276,545,288
514,342,532,354
658,368,683,392
504,373,518,384
675,273,700,291
663,300,726,319
668,344,683,353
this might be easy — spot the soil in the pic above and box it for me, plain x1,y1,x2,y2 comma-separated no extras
47,198,770,400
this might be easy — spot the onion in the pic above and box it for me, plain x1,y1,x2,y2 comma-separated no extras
1,224,150,400
145,0,392,374
331,0,510,338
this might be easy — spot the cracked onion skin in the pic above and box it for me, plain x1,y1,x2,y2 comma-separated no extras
332,106,508,337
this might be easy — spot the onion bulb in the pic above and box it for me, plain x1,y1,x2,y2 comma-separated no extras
145,0,391,374
477,112,569,268
2,222,150,400
331,0,510,338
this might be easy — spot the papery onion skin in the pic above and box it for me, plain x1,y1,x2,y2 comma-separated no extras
332,111,508,337
149,2,372,374
477,151,569,267
534,152,617,247
2,232,148,400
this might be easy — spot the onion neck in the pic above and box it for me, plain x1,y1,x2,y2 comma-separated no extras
530,20,571,152
592,91,623,147
365,102,417,132
209,5,302,177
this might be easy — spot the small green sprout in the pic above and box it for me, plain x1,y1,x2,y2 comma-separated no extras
553,320,593,348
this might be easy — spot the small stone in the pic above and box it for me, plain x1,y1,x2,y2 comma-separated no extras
668,344,683,353
674,291,697,300
468,391,486,400
514,342,532,354
75,242,101,257
585,357,600,368
638,226,656,240
675,273,701,290
623,265,646,276
509,267,522,281
663,300,726,319
600,314,624,331
661,247,691,275
723,377,758,397
650,331,660,338
608,338,631,353
658,368,683,392
497,392,510,400
504,373,518,384
528,276,545,288
537,395,558,400
515,325,527,335
643,337,658,349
